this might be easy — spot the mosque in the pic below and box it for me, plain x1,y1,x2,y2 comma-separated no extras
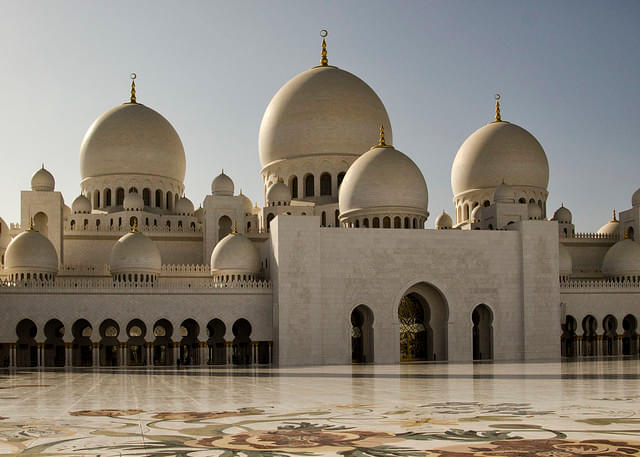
0,34,639,368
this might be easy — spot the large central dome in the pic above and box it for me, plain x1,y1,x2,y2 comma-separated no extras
259,66,391,169
80,103,186,183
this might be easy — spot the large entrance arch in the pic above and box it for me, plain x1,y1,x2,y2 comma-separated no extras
351,305,374,363
472,304,493,360
398,283,448,361
72,319,93,366
44,319,65,367
561,315,578,358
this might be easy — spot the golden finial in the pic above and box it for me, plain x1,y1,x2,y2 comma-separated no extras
372,124,393,149
320,29,329,66
232,221,238,234
494,93,501,122
129,73,137,103
611,209,617,222
277,177,284,183
27,217,35,231
131,217,138,232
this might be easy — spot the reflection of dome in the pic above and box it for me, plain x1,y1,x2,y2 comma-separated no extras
110,229,162,281
4,227,58,279
175,196,194,216
528,201,542,220
598,211,620,236
80,103,186,184
1,217,11,250
259,65,391,168
552,205,572,224
435,211,453,229
339,137,428,223
211,171,234,196
602,239,640,280
559,243,572,278
31,166,55,191
452,121,549,197
123,191,144,211
266,181,291,206
633,188,640,207
72,194,92,214
493,182,514,203
210,232,260,280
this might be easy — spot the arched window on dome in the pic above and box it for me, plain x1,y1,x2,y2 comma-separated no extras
363,218,369,228
304,174,314,198
394,217,401,229
412,218,417,229
383,217,391,229
334,209,339,227
266,213,275,232
320,173,331,196
142,189,151,207
519,198,527,204
355,220,360,228
404,217,410,229
116,188,125,206
175,194,179,209
464,204,470,221
104,188,112,207
166,191,173,210
93,190,100,209
288,176,298,199
337,171,346,188
372,217,380,228
321,211,326,227
155,190,163,208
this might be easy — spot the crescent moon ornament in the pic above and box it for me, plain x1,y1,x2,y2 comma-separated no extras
130,73,137,80
320,29,328,38
495,93,501,101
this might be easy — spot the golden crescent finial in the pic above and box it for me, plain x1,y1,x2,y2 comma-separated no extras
494,93,501,122
131,217,138,232
320,29,328,66
371,124,393,149
232,221,238,234
27,217,35,231
130,73,137,104
611,209,617,222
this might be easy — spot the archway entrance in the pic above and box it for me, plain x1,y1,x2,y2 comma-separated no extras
602,315,618,356
351,305,374,363
582,315,597,357
16,319,37,367
99,320,120,366
207,319,226,365
622,314,638,356
153,319,173,366
232,318,252,365
44,319,65,367
472,304,493,360
218,215,232,241
72,319,93,366
561,315,578,358
398,284,448,361
179,319,200,365
126,319,147,366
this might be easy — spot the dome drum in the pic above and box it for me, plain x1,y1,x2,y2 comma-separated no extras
454,186,547,225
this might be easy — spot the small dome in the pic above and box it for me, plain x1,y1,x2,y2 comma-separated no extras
80,103,186,184
339,144,428,220
493,182,515,203
435,211,452,229
212,171,234,196
175,196,194,216
123,191,144,211
528,201,542,220
602,239,640,279
451,121,549,197
110,230,162,276
266,181,291,205
259,66,391,168
72,194,92,214
210,231,260,278
0,217,11,250
552,205,572,224
598,213,620,236
470,205,482,223
4,228,58,276
239,192,253,213
31,166,55,192
633,188,640,207
559,243,572,278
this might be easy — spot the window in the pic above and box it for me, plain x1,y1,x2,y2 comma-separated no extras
320,173,331,196
304,174,314,197
289,176,298,198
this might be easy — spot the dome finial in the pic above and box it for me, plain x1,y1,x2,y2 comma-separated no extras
27,217,35,232
232,220,238,234
129,73,137,104
494,93,501,122
372,124,393,149
131,217,139,233
320,29,329,66
611,209,617,222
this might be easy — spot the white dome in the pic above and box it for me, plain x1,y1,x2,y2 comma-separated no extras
80,103,186,184
212,171,234,196
559,243,572,277
339,144,428,219
598,213,620,236
602,239,640,279
72,194,92,214
552,205,572,224
435,211,453,229
493,182,515,203
123,191,144,211
175,196,194,215
528,201,542,220
31,166,55,192
110,230,161,275
240,192,253,213
4,228,58,275
451,121,549,197
0,217,11,250
259,66,391,168
210,232,260,276
266,181,291,205
633,188,640,207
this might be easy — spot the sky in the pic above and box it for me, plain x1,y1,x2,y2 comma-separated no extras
0,0,638,232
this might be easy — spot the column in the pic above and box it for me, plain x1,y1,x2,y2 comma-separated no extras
199,342,206,366
37,343,43,367
65,343,73,367
226,342,233,365
173,342,179,366
597,335,603,356
251,342,258,365
618,335,622,356
9,343,15,367
147,343,153,366
92,342,99,367
121,343,127,366
269,341,273,365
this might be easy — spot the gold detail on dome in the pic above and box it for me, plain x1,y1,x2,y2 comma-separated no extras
26,217,35,232
131,217,139,233
611,209,618,223
232,221,238,234
129,73,137,104
372,124,393,149
493,93,502,122
320,29,328,66
277,177,284,183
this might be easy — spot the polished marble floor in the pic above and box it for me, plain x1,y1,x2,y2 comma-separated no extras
1,359,639,456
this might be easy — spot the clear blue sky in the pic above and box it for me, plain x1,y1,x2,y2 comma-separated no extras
0,0,638,232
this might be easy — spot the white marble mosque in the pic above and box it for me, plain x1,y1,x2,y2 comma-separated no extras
0,33,639,370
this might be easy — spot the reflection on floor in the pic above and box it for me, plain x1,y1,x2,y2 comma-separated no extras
0,360,639,456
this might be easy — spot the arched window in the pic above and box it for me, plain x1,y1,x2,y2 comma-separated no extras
335,209,339,227
166,191,173,210
142,188,151,207
289,176,298,199
483,200,490,207
464,204,470,221
412,218,417,229
337,171,346,188
404,217,410,229
320,173,331,196
383,217,391,228
155,190,163,208
363,218,369,228
218,215,232,240
247,221,252,232
116,188,125,206
372,217,380,228
304,174,314,197
394,216,401,228
104,188,112,207
321,211,326,227
93,190,100,209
